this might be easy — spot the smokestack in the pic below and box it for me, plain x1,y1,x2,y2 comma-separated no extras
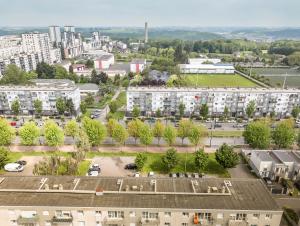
145,22,148,43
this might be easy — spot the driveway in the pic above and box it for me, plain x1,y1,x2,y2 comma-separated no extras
228,164,257,179
4,156,43,176
91,157,135,177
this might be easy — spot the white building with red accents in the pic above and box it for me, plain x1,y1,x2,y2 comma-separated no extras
94,54,114,70
130,59,146,73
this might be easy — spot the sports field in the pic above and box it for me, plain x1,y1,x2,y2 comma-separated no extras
181,74,259,88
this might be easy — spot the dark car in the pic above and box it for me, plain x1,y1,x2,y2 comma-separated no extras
176,172,185,178
185,173,192,178
89,164,101,173
16,160,27,166
169,173,177,178
124,163,137,170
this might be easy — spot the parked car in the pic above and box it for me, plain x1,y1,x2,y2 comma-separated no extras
169,173,177,178
124,163,138,170
148,172,155,177
263,177,272,185
4,163,24,172
192,173,200,178
185,173,192,178
87,171,99,177
89,164,101,173
176,173,185,178
134,172,140,177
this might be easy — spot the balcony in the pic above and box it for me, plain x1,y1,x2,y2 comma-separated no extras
52,215,73,223
140,218,160,226
103,217,125,226
17,215,39,225
228,220,248,226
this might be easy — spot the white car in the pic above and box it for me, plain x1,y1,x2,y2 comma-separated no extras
148,172,155,177
4,163,24,172
87,171,99,177
134,172,140,177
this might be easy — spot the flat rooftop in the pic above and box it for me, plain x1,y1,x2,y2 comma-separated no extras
127,86,300,93
0,176,280,211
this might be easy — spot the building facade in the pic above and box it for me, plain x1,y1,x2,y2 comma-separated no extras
127,87,300,117
243,149,300,181
130,59,146,73
49,26,62,46
0,176,282,226
0,79,80,115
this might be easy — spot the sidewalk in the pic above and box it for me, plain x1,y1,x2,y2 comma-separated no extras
8,144,220,153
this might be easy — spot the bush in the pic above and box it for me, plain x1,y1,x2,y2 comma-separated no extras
215,143,239,168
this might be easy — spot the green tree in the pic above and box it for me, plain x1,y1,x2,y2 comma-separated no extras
162,148,179,171
0,118,15,145
54,65,69,79
243,121,271,149
215,143,239,168
0,64,29,85
200,104,209,119
112,123,128,150
178,103,185,118
139,123,153,150
82,117,107,146
291,106,300,119
33,99,43,116
132,105,140,118
80,102,87,114
127,119,143,144
272,120,295,148
224,106,229,120
0,147,9,169
85,59,94,68
152,120,165,145
36,62,55,79
163,125,177,146
44,120,64,147
65,99,75,115
177,119,192,145
56,97,66,115
11,99,20,116
19,121,40,145
84,93,95,106
156,108,162,118
106,118,118,142
135,153,147,171
194,149,209,173
76,130,91,152
64,120,79,140
188,125,207,151
109,101,118,113
246,101,256,119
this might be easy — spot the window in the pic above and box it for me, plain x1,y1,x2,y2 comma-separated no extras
43,211,49,216
165,223,171,226
253,214,260,219
182,223,188,226
236,213,247,221
108,211,124,219
182,212,189,217
142,212,159,219
198,213,212,220
165,212,171,217
78,211,84,217
265,214,272,220
95,211,102,217
217,213,223,219
130,211,136,217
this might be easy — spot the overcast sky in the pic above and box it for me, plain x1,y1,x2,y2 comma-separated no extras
0,0,300,27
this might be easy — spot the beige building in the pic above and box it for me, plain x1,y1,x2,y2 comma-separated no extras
0,176,282,226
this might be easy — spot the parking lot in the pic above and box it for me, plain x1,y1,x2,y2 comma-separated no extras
4,156,43,176
91,156,136,177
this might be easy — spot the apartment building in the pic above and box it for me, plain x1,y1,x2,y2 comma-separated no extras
243,149,300,181
130,59,147,73
49,26,62,46
0,176,282,226
0,79,80,115
62,26,84,59
126,87,300,117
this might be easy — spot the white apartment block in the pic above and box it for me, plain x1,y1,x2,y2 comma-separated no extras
130,59,146,73
0,79,80,115
243,149,300,181
21,33,52,64
94,54,115,70
49,26,62,45
0,176,283,226
127,87,300,117
179,58,235,74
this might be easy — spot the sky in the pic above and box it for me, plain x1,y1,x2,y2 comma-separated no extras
0,0,300,27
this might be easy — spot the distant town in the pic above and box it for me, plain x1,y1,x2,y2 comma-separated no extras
0,22,300,226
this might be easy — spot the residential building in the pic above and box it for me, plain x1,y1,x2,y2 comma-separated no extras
179,58,235,74
77,83,99,96
130,59,146,73
126,87,300,117
0,176,283,226
21,33,52,64
48,26,62,46
64,26,76,33
0,79,80,115
62,26,83,59
71,64,93,77
94,54,115,70
243,149,300,181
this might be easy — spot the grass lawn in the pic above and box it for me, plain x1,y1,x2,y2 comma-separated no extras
182,74,258,87
211,130,244,137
